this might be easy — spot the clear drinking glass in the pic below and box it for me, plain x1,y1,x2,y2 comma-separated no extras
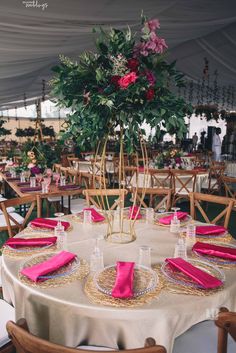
41,181,48,193
30,177,36,188
36,173,43,185
186,222,196,244
84,210,92,224
90,238,104,274
174,238,187,259
138,245,151,268
53,172,60,186
20,172,26,182
146,208,154,224
60,175,66,186
170,207,180,233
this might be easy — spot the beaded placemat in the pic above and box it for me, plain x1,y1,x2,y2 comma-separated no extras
84,268,163,308
19,254,89,288
154,264,224,296
2,243,58,259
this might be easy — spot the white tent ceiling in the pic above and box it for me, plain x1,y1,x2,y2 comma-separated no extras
0,0,236,108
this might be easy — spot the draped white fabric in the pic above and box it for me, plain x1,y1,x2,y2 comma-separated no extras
0,0,235,107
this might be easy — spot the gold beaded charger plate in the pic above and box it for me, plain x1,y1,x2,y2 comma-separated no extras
19,252,89,288
28,221,73,232
84,266,163,307
2,241,57,258
155,212,192,227
159,259,225,296
192,242,236,269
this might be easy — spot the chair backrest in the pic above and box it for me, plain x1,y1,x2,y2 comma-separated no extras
52,163,62,173
171,170,197,194
67,157,80,168
189,192,234,228
6,319,166,353
220,175,236,199
0,195,37,237
132,187,172,212
215,308,236,353
207,165,225,192
82,188,128,210
149,170,172,189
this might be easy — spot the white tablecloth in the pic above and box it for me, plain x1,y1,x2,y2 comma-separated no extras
2,220,236,353
130,172,208,193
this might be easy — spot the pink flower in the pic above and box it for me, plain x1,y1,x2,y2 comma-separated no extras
147,19,160,32
118,72,138,89
145,71,156,86
28,163,35,169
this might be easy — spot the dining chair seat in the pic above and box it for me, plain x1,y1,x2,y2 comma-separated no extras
0,299,15,348
0,213,24,226
172,320,235,353
0,207,15,215
77,346,116,351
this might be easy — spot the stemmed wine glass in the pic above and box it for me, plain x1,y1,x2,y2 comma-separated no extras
54,212,66,249
54,212,65,230
90,237,104,274
170,207,180,233
36,173,43,185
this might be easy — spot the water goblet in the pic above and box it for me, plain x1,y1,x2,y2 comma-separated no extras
83,210,92,225
41,181,48,193
170,207,180,233
20,172,26,182
35,173,43,185
174,238,187,260
45,168,53,177
60,175,66,186
53,172,60,186
186,221,196,245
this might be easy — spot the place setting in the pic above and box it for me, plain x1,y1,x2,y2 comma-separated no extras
18,250,89,289
84,241,164,308
155,207,192,228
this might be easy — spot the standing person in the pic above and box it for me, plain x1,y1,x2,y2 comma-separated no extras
192,132,198,151
212,128,222,161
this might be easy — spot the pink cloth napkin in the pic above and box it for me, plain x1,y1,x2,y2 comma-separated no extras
166,258,223,289
20,186,42,193
7,177,20,181
128,205,142,220
112,261,135,298
83,208,105,222
30,218,70,230
20,251,76,282
138,167,145,172
159,212,188,225
5,237,57,248
58,184,81,190
17,181,30,186
193,242,236,261
196,225,227,236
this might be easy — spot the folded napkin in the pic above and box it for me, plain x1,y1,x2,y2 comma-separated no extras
193,242,236,261
30,218,70,230
159,212,188,225
58,184,80,190
128,205,142,220
83,208,105,222
5,237,57,248
138,167,145,172
165,257,223,289
17,181,30,186
20,186,42,193
7,177,20,181
196,225,227,236
20,251,76,282
112,261,135,298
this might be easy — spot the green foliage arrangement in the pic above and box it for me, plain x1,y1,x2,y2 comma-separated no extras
0,119,11,138
51,15,192,153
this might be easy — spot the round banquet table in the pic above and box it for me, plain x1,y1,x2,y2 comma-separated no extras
2,218,236,353
130,171,208,192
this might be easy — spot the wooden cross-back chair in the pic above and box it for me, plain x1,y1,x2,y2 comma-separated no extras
215,308,236,353
6,318,166,353
189,192,234,228
67,157,80,168
52,163,62,174
132,187,172,212
0,195,37,237
149,170,172,189
204,165,225,194
220,175,236,199
171,170,197,205
83,188,128,210
124,166,139,189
